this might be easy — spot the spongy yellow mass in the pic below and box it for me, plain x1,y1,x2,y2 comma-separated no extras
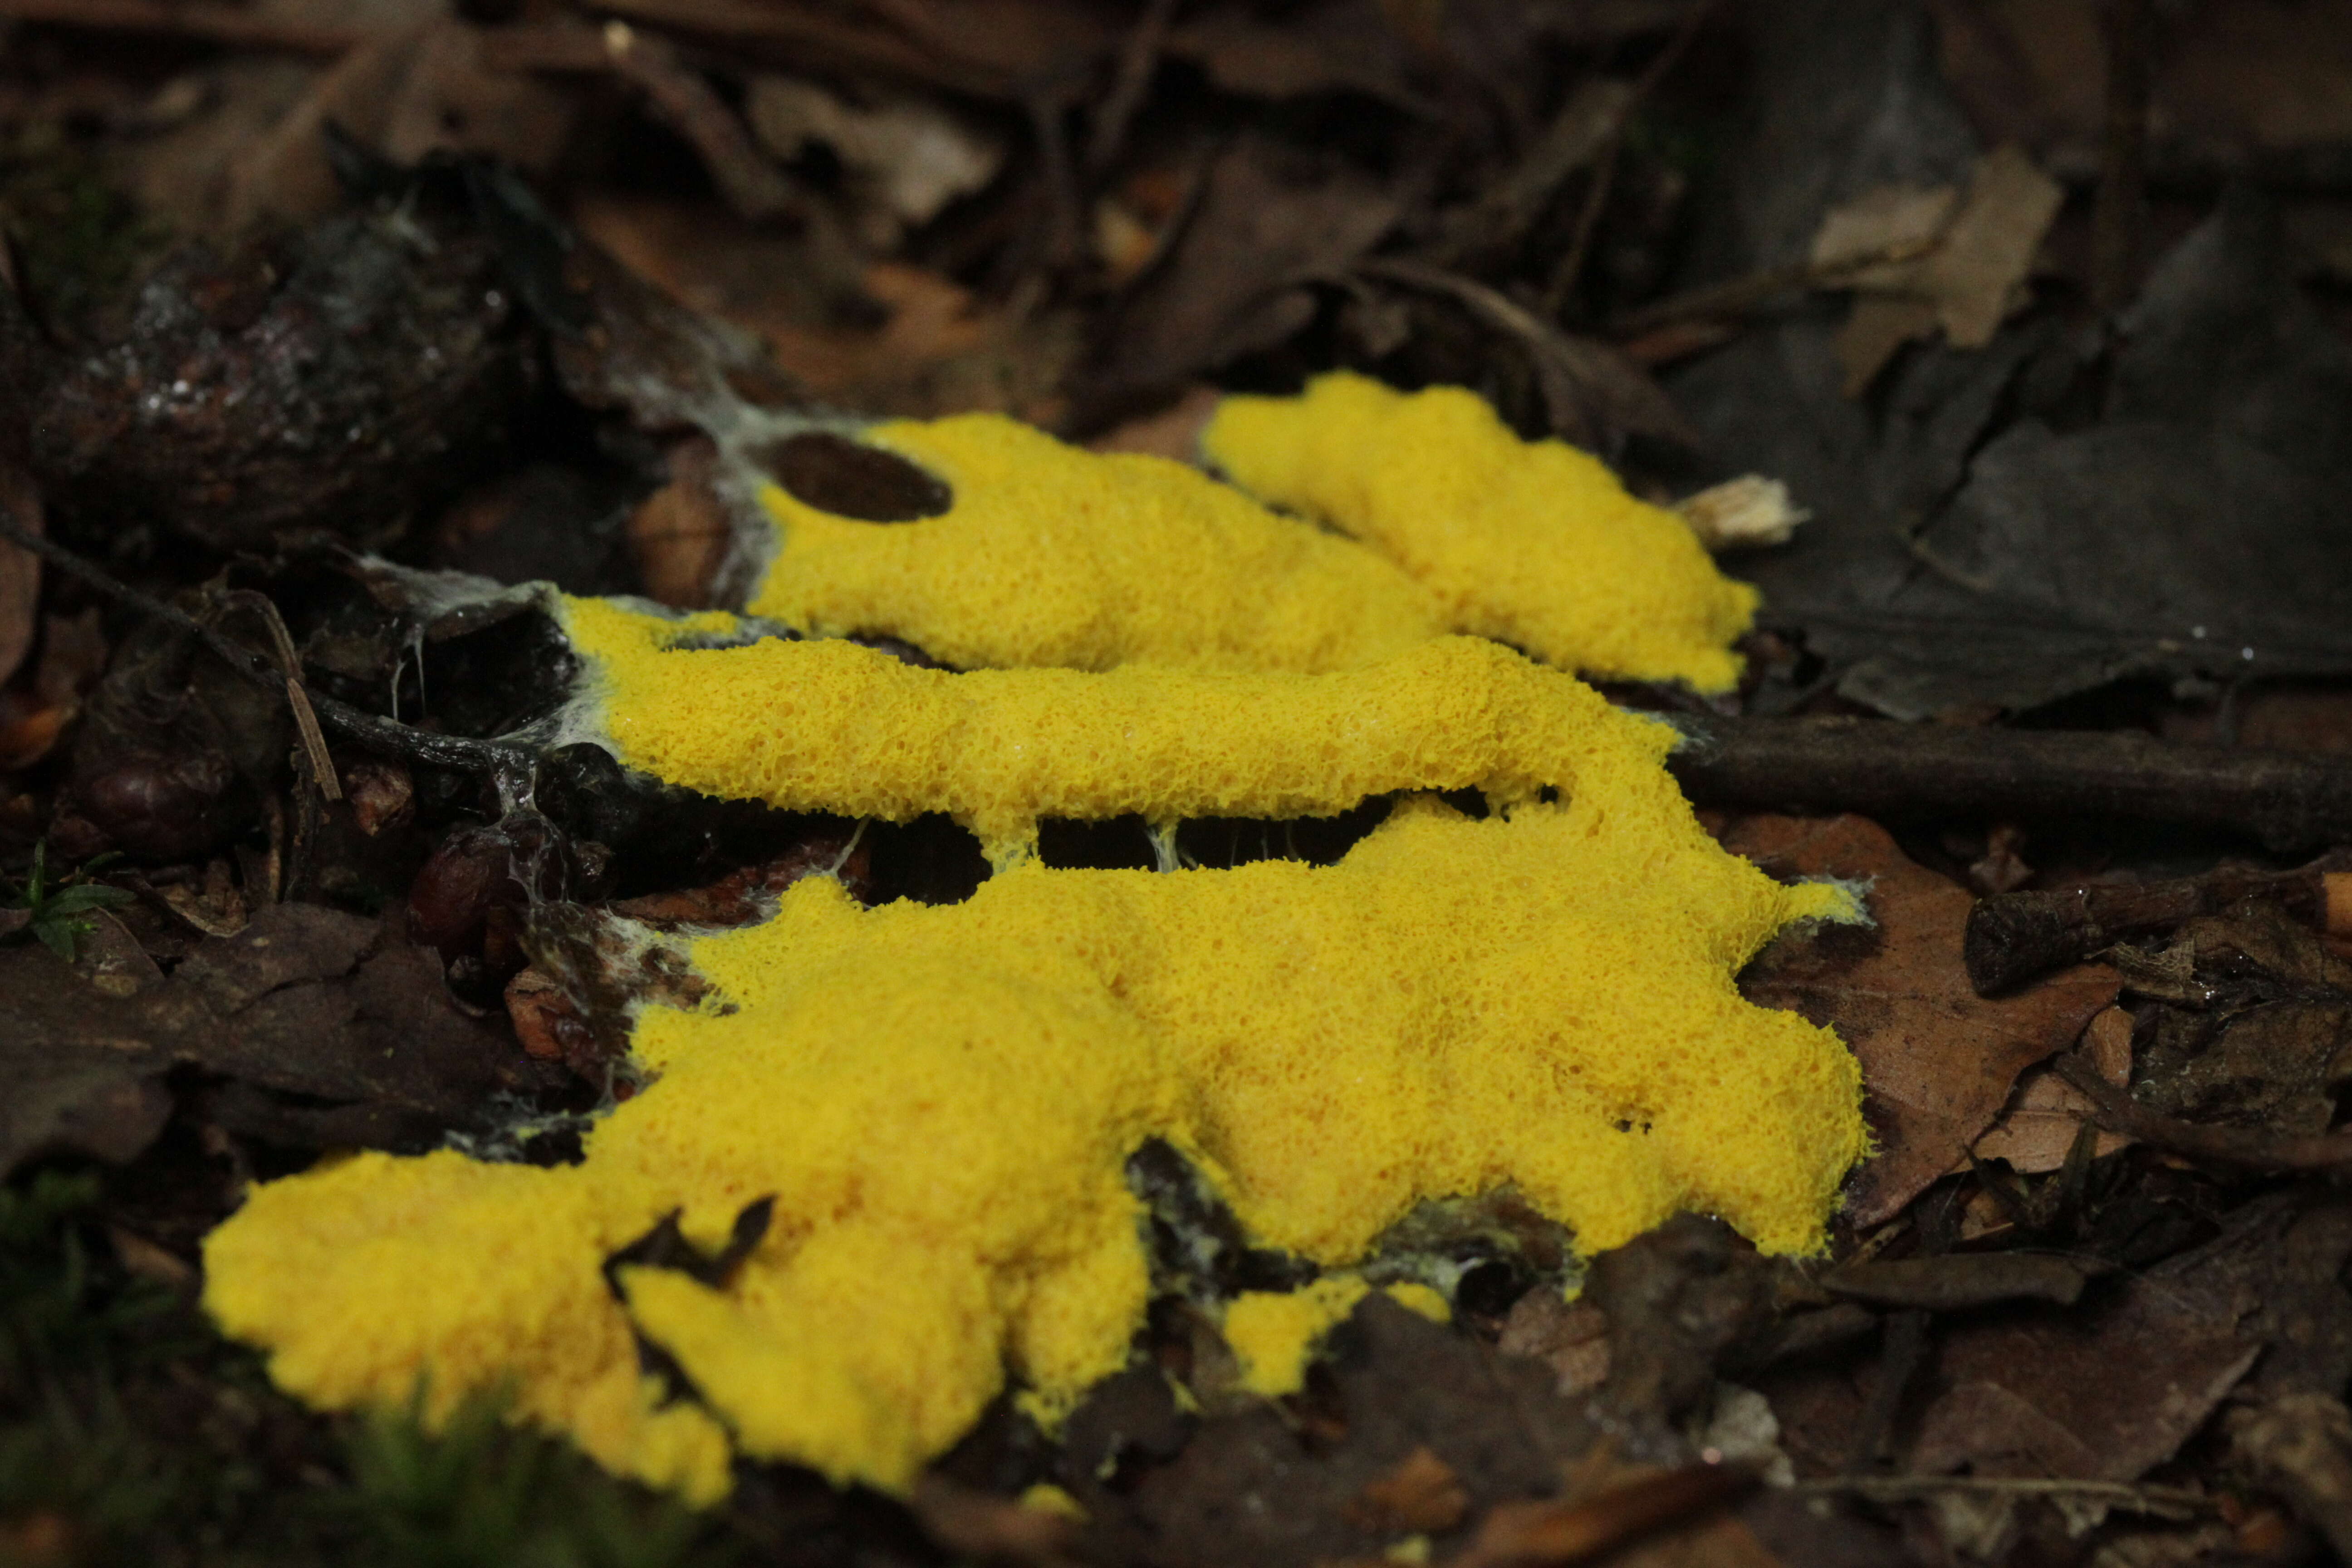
749,412,1443,672
747,376,1753,688
1205,373,1759,691
557,598,1700,863
201,377,1856,1508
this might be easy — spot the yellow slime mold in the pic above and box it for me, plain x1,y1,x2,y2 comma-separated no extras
559,597,1693,863
201,377,1847,1504
747,377,1754,689
749,413,1442,673
1205,373,1758,691
202,634,1863,1500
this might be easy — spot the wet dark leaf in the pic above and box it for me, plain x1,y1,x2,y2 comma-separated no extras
1078,134,1401,416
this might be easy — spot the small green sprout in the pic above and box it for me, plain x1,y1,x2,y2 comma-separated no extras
1,842,134,960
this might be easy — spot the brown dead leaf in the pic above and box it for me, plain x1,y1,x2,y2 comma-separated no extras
1909,1273,2258,1487
1165,1,1440,114
911,1474,1081,1567
1497,1289,1613,1399
1079,132,1401,411
0,458,38,691
1816,146,2063,392
3,899,563,1176
1346,1446,1469,1535
1936,0,2352,172
745,75,1004,250
1721,814,2120,1230
625,436,735,610
579,194,1072,424
222,20,578,230
1454,1456,1780,1568
0,942,174,1176
1971,1003,2134,1173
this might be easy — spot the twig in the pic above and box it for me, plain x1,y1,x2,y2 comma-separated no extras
1352,257,1696,449
583,0,1004,97
1434,78,1637,265
2091,0,2152,312
0,519,532,780
598,21,801,222
2054,1055,2352,1171
1820,1252,2088,1312
1026,92,1085,272
1602,234,1938,339
1667,712,2352,854
1084,0,1178,178
0,0,365,54
1541,0,1711,318
1542,135,1619,321
1794,1474,2215,1519
1965,864,2352,995
208,589,341,803
1847,1308,1928,1470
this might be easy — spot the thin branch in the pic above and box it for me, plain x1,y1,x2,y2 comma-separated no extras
1352,256,1696,449
597,21,802,222
1026,92,1086,273
0,0,365,54
1084,0,1179,178
1539,0,1710,318
209,589,341,803
1794,1474,2214,1519
0,519,532,779
1542,133,1619,320
2091,0,2153,312
1603,233,1939,338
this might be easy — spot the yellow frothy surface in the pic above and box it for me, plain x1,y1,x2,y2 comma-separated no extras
748,413,1442,672
202,646,1862,1499
746,378,1754,690
1205,373,1758,691
560,597,1685,862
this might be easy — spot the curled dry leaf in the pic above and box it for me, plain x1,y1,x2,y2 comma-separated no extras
1720,813,2121,1230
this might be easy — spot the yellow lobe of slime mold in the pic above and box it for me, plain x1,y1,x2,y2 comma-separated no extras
201,647,1864,1500
1204,372,1759,692
559,596,1695,863
1225,1276,1372,1399
745,378,1755,691
748,412,1444,672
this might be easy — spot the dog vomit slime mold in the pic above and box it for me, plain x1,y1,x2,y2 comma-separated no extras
201,381,1861,1506
750,370,1752,691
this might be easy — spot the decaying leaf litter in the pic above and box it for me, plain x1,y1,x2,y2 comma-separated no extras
5,0,2352,1563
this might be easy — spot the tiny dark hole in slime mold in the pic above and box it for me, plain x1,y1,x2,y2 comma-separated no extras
755,431,952,522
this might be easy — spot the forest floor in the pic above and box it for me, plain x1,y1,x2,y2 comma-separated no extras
5,1,2352,1565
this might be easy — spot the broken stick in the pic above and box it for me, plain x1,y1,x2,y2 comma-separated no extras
1668,714,2352,855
